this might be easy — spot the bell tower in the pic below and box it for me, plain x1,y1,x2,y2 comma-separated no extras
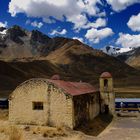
99,72,115,115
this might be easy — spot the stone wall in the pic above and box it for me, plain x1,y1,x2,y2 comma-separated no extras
49,85,73,128
9,80,49,125
9,79,74,128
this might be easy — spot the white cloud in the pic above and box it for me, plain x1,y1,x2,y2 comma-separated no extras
80,0,102,16
116,33,140,48
8,0,105,30
97,11,106,17
83,18,106,29
127,13,140,32
26,20,43,28
0,21,8,28
31,21,43,28
9,0,81,19
85,27,114,43
73,37,84,43
68,14,88,30
106,0,140,12
50,29,67,35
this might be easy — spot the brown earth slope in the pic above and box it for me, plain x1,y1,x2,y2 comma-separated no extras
0,25,140,98
0,51,139,97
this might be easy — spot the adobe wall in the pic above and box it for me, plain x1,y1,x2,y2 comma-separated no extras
9,79,74,128
49,85,74,128
9,80,49,125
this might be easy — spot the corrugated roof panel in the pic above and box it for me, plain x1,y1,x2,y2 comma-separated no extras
48,80,98,96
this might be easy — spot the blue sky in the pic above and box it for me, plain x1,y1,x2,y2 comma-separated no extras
0,0,140,49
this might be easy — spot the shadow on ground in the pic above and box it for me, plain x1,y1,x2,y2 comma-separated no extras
75,114,113,136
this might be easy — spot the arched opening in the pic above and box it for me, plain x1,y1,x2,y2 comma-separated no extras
104,104,109,114
104,79,108,88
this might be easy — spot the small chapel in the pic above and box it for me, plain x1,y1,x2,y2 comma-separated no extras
9,72,115,129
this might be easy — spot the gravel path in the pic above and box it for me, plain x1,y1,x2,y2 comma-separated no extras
97,116,140,140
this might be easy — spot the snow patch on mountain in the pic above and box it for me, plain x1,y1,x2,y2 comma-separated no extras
0,28,7,39
101,46,133,56
0,29,7,35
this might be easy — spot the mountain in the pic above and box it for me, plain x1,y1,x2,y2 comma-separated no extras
117,47,140,69
101,45,140,69
0,25,84,59
0,58,139,94
0,25,140,97
101,45,133,56
0,60,65,98
0,25,52,58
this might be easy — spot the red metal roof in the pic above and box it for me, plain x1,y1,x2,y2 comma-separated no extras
48,80,98,96
100,72,112,78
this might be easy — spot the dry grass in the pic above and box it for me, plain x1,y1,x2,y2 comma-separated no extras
0,125,24,140
0,123,88,140
0,110,8,120
31,126,67,138
115,87,140,93
0,110,87,140
8,126,23,140
0,124,69,140
115,87,140,98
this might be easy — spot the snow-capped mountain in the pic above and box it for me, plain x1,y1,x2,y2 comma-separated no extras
101,45,140,69
117,47,140,69
101,45,133,56
0,28,7,35
0,27,7,39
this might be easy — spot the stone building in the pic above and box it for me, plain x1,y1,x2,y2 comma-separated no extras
9,72,115,129
100,72,115,115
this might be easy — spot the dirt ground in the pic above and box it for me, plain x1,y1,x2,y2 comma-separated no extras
97,114,140,140
1,110,140,140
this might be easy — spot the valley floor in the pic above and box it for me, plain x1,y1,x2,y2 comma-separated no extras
115,87,140,98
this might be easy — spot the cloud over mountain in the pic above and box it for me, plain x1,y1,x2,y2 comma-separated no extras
116,33,140,48
8,0,106,31
0,21,8,27
7,0,140,48
85,28,114,43
50,29,67,35
127,13,140,32
26,20,43,28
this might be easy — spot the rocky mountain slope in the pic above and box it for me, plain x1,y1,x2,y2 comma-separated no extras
0,25,84,59
0,25,140,96
116,47,140,69
0,58,139,93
